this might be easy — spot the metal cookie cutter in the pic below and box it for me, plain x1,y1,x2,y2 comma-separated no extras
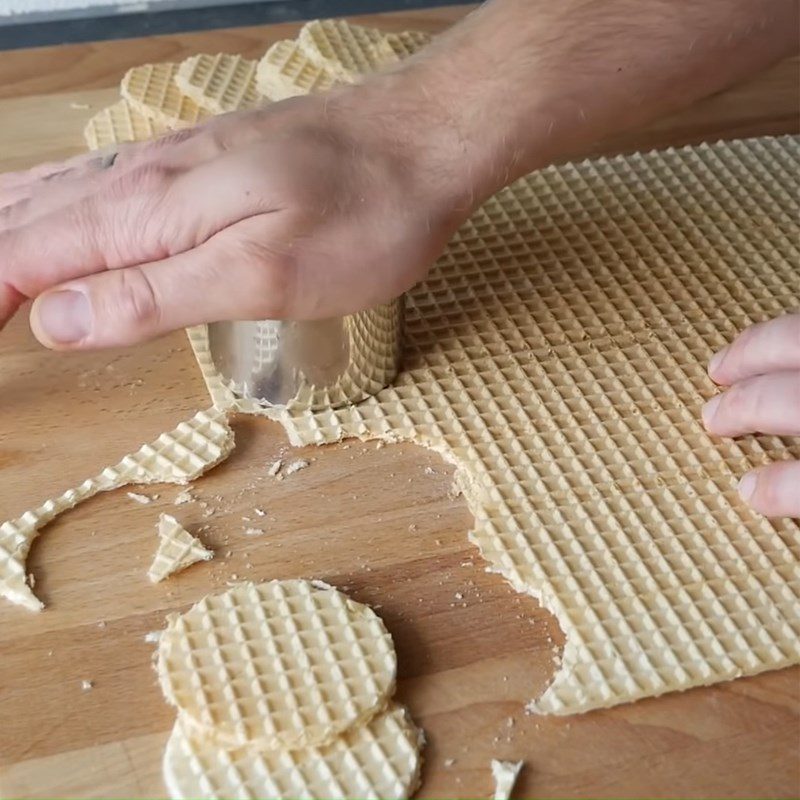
207,298,404,411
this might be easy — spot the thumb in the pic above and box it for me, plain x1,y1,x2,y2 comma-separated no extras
29,216,300,350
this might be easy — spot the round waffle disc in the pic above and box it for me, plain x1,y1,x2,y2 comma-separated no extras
163,703,423,800
156,580,396,750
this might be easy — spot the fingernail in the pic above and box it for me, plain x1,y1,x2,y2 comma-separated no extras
702,394,722,427
708,346,728,379
738,472,757,502
36,290,91,344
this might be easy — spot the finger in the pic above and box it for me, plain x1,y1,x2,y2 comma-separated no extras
0,130,207,234
1,146,278,303
29,213,297,349
709,313,800,385
0,282,25,331
738,461,800,518
0,126,207,225
0,150,102,191
702,370,800,437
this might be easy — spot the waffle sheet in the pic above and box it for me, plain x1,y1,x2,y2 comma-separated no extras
189,135,800,715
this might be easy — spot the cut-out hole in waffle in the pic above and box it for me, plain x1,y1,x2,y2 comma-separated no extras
189,135,800,716
157,580,397,750
163,703,422,800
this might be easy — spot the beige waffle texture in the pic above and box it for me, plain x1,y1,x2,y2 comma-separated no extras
256,39,340,101
175,53,262,115
491,759,523,800
163,703,422,800
366,30,432,65
297,20,389,80
121,62,210,128
188,134,800,715
148,513,213,583
0,408,234,611
156,579,397,750
84,98,171,151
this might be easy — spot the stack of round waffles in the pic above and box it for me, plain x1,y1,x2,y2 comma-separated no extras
155,579,424,799
84,19,431,151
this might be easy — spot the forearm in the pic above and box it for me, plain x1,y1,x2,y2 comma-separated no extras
375,0,799,207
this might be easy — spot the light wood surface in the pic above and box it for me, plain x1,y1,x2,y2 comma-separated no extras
0,6,798,799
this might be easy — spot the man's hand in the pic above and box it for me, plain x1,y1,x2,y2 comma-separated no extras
0,84,469,349
704,314,800,518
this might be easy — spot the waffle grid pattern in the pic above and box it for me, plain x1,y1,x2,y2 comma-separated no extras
368,31,431,64
186,136,800,714
163,703,421,800
148,513,213,583
157,580,397,749
256,39,340,100
84,98,170,151
297,20,391,79
176,54,262,115
121,62,209,128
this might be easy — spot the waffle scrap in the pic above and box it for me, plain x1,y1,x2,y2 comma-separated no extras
492,760,523,800
148,513,213,583
0,408,234,611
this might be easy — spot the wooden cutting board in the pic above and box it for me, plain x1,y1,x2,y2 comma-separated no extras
0,7,798,798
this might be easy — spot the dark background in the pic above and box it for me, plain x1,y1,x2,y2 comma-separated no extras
0,0,465,50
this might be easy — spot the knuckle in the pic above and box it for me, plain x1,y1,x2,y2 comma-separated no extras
718,381,757,432
105,268,160,330
235,238,297,319
104,161,175,202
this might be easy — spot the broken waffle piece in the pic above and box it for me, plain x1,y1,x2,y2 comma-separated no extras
163,703,422,800
156,579,396,750
0,407,234,612
256,39,340,100
148,514,213,583
121,62,210,128
492,759,523,800
175,53,262,114
83,98,171,150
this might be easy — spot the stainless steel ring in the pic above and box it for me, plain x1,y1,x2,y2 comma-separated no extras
207,297,404,411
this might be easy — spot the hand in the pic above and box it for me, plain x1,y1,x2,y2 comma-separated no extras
0,77,471,349
703,313,800,518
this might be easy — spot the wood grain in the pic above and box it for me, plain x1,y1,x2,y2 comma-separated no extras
0,6,798,799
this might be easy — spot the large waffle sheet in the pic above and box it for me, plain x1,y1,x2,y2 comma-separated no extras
189,135,800,715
